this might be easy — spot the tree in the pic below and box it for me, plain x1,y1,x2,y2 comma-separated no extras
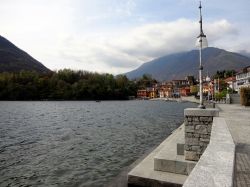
136,74,157,89
190,85,198,95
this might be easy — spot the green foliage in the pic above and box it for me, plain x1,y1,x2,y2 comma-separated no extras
0,69,137,100
190,85,198,95
213,70,236,79
135,74,157,89
214,89,227,100
240,87,250,106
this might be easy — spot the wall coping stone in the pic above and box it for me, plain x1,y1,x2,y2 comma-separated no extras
184,108,219,117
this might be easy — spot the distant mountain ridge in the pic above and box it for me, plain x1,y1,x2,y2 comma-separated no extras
0,35,50,73
126,47,250,81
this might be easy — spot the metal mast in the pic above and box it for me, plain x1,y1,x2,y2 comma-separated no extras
198,1,206,109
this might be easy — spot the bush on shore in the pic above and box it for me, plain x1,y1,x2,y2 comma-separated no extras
240,87,250,106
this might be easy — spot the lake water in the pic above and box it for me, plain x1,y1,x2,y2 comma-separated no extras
0,101,196,187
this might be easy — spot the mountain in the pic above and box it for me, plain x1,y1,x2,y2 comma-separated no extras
0,35,50,73
239,51,250,58
126,47,250,81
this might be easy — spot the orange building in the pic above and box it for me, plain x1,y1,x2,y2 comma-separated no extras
180,87,191,96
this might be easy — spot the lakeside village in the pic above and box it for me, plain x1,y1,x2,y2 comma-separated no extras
136,65,250,102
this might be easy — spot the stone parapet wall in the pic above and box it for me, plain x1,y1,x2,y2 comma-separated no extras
185,116,213,161
183,117,235,187
184,108,219,161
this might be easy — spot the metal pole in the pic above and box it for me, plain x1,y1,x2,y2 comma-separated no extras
198,1,205,109
198,41,205,108
218,77,220,92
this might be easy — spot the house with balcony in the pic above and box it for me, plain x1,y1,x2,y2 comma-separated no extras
159,82,174,98
236,66,250,92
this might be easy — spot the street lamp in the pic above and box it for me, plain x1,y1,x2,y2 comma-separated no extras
196,1,208,109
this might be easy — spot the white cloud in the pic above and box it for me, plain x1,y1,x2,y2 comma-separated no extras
1,0,250,75
54,19,238,74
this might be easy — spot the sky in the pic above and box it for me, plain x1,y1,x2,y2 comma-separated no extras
0,0,250,74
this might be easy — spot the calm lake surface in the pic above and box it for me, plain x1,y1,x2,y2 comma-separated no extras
0,101,196,187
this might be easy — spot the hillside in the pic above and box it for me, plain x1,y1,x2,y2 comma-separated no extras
126,47,250,81
0,35,50,73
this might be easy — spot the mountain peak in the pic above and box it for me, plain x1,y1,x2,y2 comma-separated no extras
125,47,250,81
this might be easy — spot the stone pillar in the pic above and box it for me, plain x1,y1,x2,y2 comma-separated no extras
184,108,219,161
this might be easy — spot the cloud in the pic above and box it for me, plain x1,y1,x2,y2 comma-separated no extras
115,0,136,16
1,0,248,75
56,19,238,74
1,0,250,75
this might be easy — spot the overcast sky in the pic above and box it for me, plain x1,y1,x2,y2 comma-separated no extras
1,0,250,74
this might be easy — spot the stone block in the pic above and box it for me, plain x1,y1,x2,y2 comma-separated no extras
185,151,199,161
200,117,209,121
208,116,213,122
184,108,219,117
186,132,193,138
185,126,194,133
191,145,200,151
185,144,192,151
207,125,212,133
195,125,202,130
154,159,175,173
200,134,209,138
193,121,201,125
193,133,200,138
175,161,187,175
177,143,184,155
196,126,208,134
200,138,210,143
193,117,199,122
185,137,199,145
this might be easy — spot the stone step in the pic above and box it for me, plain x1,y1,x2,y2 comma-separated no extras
128,125,189,186
154,126,196,175
154,154,196,175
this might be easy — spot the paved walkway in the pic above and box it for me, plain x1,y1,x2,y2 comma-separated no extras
217,104,250,187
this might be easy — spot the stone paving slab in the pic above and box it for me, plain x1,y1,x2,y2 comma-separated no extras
234,144,250,187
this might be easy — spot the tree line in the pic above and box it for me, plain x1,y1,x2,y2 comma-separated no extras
0,69,144,100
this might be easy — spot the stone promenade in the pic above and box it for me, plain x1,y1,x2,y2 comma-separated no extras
217,104,250,187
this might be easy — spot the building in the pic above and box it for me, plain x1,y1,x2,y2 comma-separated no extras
158,82,173,98
137,89,147,99
236,66,250,92
224,76,236,91
147,87,157,98
180,87,191,96
172,80,189,87
171,80,189,97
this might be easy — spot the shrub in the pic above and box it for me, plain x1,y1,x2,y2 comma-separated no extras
240,87,250,106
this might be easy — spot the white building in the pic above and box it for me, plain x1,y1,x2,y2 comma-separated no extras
236,66,250,92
